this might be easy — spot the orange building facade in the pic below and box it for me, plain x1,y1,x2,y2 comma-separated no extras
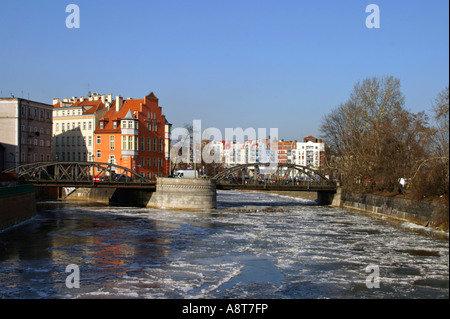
94,92,170,179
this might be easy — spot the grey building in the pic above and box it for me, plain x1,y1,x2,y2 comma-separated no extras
0,96,53,171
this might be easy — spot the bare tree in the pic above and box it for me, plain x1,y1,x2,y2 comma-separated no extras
321,76,409,191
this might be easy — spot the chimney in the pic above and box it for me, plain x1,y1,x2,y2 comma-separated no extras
115,95,123,112
53,98,60,105
101,94,106,104
107,94,113,103
80,96,85,102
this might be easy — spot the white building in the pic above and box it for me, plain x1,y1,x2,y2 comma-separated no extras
52,93,109,162
223,141,246,166
293,136,325,169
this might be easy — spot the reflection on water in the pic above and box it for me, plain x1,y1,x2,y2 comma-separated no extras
0,190,448,299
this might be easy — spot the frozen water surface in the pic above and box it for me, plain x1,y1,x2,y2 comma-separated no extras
0,190,448,298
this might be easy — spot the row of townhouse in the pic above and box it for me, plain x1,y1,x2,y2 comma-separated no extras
218,136,325,169
52,92,171,179
1,92,171,179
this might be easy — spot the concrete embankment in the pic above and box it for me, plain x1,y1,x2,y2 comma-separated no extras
0,184,36,231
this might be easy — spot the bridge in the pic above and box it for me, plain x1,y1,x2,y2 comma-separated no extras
214,163,337,192
2,162,156,189
2,162,338,207
4,161,336,191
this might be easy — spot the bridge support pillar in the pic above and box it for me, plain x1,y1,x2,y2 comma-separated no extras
147,177,216,209
317,187,342,206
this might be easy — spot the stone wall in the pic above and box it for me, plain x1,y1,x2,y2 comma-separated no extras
0,184,36,231
338,190,448,227
147,177,216,209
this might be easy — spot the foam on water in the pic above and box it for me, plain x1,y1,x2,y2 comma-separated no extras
0,190,448,299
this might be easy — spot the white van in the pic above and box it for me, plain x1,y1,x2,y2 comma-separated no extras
173,170,199,179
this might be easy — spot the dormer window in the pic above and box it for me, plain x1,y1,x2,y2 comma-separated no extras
100,122,104,129
113,121,117,129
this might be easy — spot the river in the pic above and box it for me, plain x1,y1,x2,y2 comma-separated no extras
0,190,448,299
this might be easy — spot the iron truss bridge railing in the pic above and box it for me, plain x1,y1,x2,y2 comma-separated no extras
213,163,337,191
2,161,155,187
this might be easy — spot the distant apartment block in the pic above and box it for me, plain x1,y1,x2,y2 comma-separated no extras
0,96,53,171
52,93,109,162
207,136,325,170
94,92,171,179
293,136,325,169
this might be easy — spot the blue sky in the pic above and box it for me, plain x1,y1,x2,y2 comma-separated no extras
1,0,448,140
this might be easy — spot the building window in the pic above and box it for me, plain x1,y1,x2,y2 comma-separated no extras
88,136,92,146
110,136,115,150
147,138,151,152
88,122,92,130
83,122,86,130
97,136,101,144
96,150,101,159
153,138,157,152
159,139,163,153
141,137,145,151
